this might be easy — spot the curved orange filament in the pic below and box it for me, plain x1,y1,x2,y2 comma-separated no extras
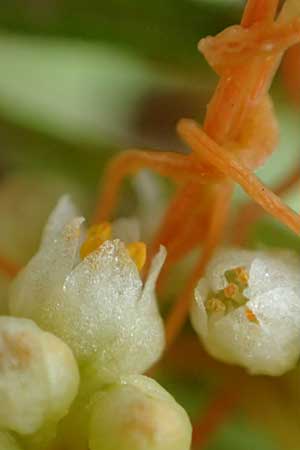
177,119,300,235
165,182,233,348
233,165,300,245
143,182,206,272
192,386,240,449
92,150,215,224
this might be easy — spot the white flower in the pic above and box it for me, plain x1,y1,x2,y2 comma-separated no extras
9,196,166,382
89,375,192,450
0,316,79,435
190,248,300,375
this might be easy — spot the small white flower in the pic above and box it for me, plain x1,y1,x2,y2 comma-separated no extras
190,248,300,375
10,196,166,382
89,375,192,450
0,316,79,435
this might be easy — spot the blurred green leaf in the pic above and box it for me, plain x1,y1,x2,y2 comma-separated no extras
0,33,213,148
0,115,115,191
248,218,300,251
0,0,241,67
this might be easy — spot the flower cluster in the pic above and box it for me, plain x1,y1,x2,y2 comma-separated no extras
0,197,192,450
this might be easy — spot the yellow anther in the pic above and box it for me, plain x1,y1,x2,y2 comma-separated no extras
80,222,112,259
224,282,239,299
245,307,258,323
126,242,147,271
206,297,226,314
234,267,249,285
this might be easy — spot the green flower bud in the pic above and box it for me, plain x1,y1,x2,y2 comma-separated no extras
89,375,192,450
0,316,79,435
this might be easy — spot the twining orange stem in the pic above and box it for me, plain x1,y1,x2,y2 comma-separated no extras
202,0,288,143
178,119,300,235
164,197,210,264
241,0,279,27
156,0,282,265
233,165,300,245
92,150,214,223
165,182,233,348
145,182,204,266
192,387,240,449
0,256,20,278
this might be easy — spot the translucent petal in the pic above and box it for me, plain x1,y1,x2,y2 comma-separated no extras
41,195,80,246
10,211,83,320
38,239,143,365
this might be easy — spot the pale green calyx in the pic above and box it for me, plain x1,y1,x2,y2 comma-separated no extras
89,375,192,450
191,248,300,375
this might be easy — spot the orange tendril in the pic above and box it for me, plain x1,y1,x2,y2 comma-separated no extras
92,0,300,353
192,385,240,449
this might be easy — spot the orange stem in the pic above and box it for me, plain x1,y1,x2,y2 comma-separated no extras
233,165,300,245
0,256,21,278
178,119,300,235
92,150,213,223
192,386,240,449
241,0,279,27
165,182,233,348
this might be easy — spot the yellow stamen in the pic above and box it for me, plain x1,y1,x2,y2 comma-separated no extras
234,267,249,285
245,307,258,323
206,297,226,314
126,242,147,271
80,222,112,259
224,282,239,299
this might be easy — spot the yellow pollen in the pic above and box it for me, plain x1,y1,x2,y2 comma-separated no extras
234,267,249,285
245,307,258,323
206,297,226,314
224,282,239,299
126,242,147,271
80,222,112,259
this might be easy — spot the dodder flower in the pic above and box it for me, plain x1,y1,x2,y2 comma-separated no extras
191,248,300,375
89,375,192,450
0,316,79,435
10,197,166,382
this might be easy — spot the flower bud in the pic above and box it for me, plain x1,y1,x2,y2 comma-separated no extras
0,432,22,450
89,375,192,450
10,197,166,382
0,316,79,434
191,248,300,375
